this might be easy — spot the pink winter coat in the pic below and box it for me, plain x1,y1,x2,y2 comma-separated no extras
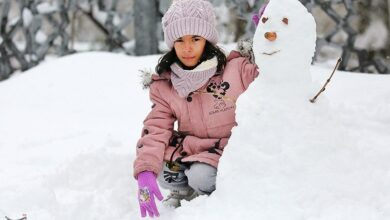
133,51,259,178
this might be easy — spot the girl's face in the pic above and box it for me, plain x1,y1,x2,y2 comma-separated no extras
174,35,207,68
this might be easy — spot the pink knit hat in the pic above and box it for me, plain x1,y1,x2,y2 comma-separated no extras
162,0,219,49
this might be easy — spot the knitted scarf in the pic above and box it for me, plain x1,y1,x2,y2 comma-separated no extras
170,57,218,98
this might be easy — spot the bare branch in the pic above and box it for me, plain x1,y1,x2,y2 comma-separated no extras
310,58,342,103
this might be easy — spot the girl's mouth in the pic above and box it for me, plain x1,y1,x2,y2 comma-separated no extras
183,56,196,60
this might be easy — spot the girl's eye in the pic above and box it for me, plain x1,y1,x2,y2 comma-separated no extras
282,17,289,25
193,38,201,42
175,39,183,43
262,17,268,23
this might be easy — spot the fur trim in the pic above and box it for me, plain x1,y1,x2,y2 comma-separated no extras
237,38,256,64
139,69,154,90
187,57,218,72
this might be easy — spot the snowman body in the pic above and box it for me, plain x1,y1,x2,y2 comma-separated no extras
215,0,344,216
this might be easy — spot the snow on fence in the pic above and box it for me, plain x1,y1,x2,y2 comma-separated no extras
0,0,133,80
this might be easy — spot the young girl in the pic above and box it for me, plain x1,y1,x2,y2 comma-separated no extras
134,0,259,217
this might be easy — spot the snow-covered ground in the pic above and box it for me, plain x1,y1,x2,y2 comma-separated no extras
0,51,389,220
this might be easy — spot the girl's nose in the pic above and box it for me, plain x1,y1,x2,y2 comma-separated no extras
264,32,277,41
184,42,193,52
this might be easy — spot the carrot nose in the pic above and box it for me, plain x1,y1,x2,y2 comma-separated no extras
265,32,277,41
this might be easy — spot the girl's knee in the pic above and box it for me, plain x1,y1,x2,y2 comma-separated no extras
185,163,217,195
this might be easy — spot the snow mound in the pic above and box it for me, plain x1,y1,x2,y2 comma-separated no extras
1,51,390,219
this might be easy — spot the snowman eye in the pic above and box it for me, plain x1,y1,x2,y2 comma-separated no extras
262,17,268,24
282,17,289,25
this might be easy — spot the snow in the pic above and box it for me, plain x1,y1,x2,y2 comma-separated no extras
354,18,389,50
37,3,59,14
0,48,389,219
215,5,235,43
1,0,390,216
0,52,152,219
122,40,135,50
9,16,21,27
35,31,47,44
248,0,256,7
93,5,108,26
90,5,121,27
22,9,33,28
77,2,91,13
212,1,390,218
206,0,390,218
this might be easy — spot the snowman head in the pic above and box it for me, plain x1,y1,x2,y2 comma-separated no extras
252,0,316,84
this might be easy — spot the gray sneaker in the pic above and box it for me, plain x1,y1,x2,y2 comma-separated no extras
162,188,199,208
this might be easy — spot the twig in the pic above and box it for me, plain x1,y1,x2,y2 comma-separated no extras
310,57,342,103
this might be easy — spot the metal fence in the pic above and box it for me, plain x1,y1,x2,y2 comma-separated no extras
0,0,134,80
303,0,389,73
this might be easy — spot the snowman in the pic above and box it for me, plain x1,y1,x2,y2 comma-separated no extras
207,0,352,218
223,0,325,158
252,0,317,95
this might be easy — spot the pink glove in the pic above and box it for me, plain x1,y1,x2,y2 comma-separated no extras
137,171,164,218
252,2,268,26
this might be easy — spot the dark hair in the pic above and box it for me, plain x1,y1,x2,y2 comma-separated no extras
155,41,227,75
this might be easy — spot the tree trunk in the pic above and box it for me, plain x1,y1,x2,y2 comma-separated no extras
134,0,158,55
388,0,390,41
386,0,390,58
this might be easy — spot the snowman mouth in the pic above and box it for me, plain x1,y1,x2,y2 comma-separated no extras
262,50,281,56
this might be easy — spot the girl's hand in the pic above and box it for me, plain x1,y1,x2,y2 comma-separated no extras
137,171,164,218
237,39,255,64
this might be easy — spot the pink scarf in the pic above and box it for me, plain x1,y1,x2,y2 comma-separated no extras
170,57,218,97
